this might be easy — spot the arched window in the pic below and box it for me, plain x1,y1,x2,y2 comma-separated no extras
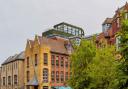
43,68,48,83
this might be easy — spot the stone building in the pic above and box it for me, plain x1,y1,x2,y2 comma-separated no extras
0,52,25,89
24,35,73,89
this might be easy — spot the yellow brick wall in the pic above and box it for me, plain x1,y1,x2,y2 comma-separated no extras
25,36,52,89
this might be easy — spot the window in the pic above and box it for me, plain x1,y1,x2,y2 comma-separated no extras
51,55,55,66
64,25,68,33
56,56,59,67
117,18,120,28
43,86,48,89
43,68,48,83
2,66,4,72
51,71,55,82
15,62,17,69
8,76,11,85
27,86,30,89
75,29,79,36
72,29,75,35
67,27,72,34
3,77,5,85
27,57,29,68
35,54,38,66
13,62,15,69
125,12,128,19
27,71,30,82
65,72,68,80
65,62,68,68
116,36,121,51
14,75,17,85
79,30,82,36
60,71,64,82
56,71,59,82
44,53,48,65
61,57,64,67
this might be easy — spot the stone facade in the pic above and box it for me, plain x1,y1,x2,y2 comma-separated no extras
0,52,25,89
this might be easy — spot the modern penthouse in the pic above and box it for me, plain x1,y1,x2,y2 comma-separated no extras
42,22,85,38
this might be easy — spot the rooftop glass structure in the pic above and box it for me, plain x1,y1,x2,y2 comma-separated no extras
54,22,84,37
42,22,85,37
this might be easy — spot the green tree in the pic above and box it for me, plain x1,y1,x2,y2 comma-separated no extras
68,39,96,89
116,20,128,89
87,46,119,89
68,39,119,89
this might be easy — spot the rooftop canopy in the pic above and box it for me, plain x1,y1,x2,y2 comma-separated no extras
52,86,72,89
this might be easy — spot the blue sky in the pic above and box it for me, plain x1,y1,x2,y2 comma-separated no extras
0,0,127,64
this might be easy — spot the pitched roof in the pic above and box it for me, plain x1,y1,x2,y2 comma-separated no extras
42,37,71,54
36,36,73,55
113,2,128,19
102,18,113,25
28,40,34,48
117,2,128,12
2,51,25,65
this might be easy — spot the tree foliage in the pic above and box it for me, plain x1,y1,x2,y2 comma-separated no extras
68,40,96,89
116,20,128,89
87,46,119,89
68,39,119,89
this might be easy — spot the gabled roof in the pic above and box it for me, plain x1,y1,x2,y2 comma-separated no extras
2,51,25,65
41,36,73,55
113,2,128,19
102,18,113,25
28,36,73,55
27,40,34,48
117,2,128,12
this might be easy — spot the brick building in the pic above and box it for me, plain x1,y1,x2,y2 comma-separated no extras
96,2,128,47
24,35,73,89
